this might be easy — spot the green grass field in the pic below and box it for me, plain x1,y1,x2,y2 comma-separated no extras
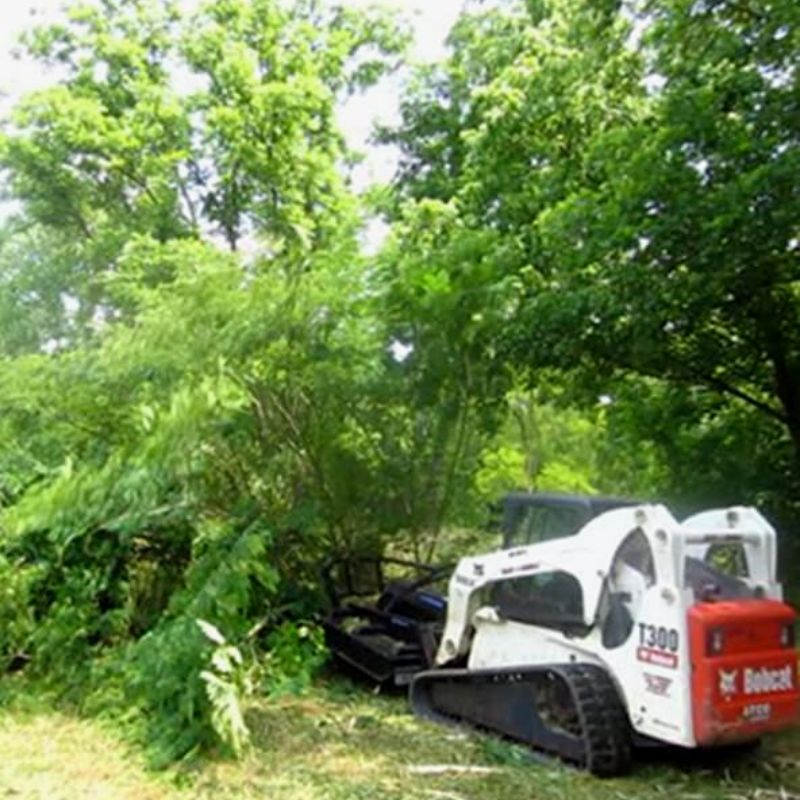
1,680,798,800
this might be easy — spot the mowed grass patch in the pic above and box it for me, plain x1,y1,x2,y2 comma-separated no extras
0,680,798,800
188,679,800,800
0,711,177,800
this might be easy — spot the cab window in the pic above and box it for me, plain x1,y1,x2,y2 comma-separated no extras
505,505,587,547
705,542,749,578
684,542,752,601
601,529,655,649
491,571,586,635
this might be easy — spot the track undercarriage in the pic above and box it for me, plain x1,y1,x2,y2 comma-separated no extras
410,664,632,776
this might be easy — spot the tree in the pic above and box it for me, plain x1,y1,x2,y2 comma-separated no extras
0,0,407,344
529,0,800,463
0,2,508,760
0,0,426,759
381,0,800,507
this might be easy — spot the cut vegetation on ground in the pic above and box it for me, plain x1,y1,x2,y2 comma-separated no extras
1,680,798,800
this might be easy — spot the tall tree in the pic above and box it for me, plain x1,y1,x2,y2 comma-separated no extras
0,0,407,347
529,0,800,461
382,0,800,484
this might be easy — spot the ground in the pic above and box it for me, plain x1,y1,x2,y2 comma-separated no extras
1,682,798,800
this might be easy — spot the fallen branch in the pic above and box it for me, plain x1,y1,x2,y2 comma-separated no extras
408,765,500,776
424,790,468,800
750,790,800,800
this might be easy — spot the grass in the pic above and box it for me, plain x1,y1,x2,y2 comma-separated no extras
0,711,174,799
0,678,798,800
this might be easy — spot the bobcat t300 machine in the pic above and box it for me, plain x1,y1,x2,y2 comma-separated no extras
324,494,799,775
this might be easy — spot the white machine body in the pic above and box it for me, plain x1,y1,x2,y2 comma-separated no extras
436,504,789,747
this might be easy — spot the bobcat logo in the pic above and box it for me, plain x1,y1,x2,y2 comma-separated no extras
718,669,738,698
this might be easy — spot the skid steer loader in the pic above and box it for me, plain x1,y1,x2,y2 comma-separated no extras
324,494,799,775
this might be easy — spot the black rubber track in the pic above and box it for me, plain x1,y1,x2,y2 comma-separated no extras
410,663,631,777
567,664,632,775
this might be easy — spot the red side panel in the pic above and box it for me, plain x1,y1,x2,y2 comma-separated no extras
689,599,799,745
